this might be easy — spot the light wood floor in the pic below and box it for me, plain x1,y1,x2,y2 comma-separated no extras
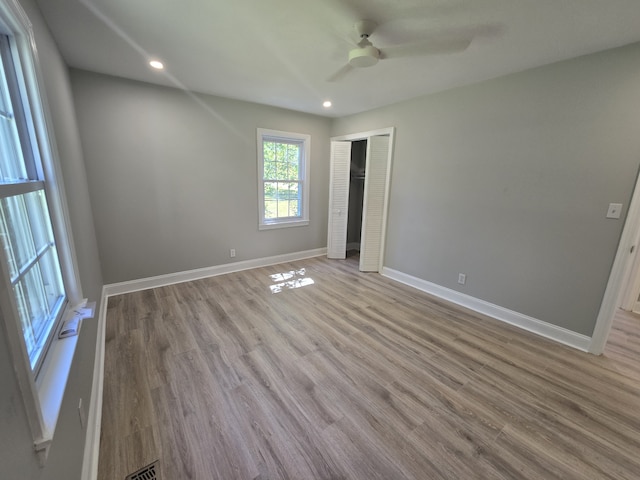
98,254,640,479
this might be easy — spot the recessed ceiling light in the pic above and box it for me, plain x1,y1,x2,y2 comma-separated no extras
149,60,164,70
323,100,332,108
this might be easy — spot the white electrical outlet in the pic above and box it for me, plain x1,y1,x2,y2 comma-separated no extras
458,273,466,285
606,203,623,219
230,248,236,258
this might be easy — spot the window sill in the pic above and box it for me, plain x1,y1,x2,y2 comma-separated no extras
259,219,309,231
33,301,95,463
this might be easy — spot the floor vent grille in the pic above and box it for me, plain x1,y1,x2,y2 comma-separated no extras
125,460,159,480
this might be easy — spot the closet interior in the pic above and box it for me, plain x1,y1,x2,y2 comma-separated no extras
347,139,367,253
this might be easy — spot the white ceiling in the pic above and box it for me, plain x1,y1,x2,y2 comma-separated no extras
36,0,640,117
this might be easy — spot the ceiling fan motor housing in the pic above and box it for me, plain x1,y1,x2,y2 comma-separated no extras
349,45,380,67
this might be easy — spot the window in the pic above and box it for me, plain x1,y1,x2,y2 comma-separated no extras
0,34,67,374
257,128,310,229
0,3,86,461
0,36,66,373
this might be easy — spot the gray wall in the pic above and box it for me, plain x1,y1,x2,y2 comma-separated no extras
332,42,640,336
70,69,332,284
0,0,103,479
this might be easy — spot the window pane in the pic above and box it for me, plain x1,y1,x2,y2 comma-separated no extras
0,191,55,278
284,144,300,180
263,141,276,163
0,194,37,278
0,50,29,183
276,142,286,162
264,181,278,219
25,190,53,252
264,140,300,182
263,158,276,179
275,182,299,219
15,253,64,370
38,247,64,314
287,144,299,167
287,182,300,217
288,158,299,180
275,161,288,180
288,199,299,217
263,181,303,221
264,199,277,219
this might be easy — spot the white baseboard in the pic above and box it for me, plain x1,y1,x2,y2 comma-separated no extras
104,248,327,297
381,267,591,352
81,287,108,480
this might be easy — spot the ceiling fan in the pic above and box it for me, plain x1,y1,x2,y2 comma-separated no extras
327,19,473,82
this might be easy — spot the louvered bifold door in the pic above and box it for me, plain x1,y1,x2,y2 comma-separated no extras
327,141,351,259
360,135,390,272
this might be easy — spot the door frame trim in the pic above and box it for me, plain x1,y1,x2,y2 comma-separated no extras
590,169,640,354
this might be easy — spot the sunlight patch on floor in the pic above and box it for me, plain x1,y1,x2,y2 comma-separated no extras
269,268,314,293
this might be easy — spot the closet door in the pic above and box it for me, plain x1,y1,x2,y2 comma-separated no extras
327,141,351,259
360,135,390,271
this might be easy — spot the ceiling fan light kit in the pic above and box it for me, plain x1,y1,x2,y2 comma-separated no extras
327,18,475,82
349,20,379,67
348,45,380,67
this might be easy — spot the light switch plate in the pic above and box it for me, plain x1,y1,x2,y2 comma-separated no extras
606,203,623,219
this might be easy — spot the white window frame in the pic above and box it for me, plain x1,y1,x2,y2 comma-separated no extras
0,0,86,464
257,128,310,230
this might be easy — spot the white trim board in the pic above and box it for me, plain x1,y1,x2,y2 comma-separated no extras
382,267,592,352
590,170,640,354
331,127,395,142
81,289,108,480
103,247,327,297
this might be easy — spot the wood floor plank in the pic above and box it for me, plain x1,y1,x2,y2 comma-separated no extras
114,328,154,437
168,348,259,479
246,344,343,428
320,415,412,480
467,361,640,478
230,380,345,480
98,255,640,480
388,374,505,446
140,311,173,390
150,385,197,480
120,426,159,479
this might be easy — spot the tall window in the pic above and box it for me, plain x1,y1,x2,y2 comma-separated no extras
257,128,310,230
0,34,66,374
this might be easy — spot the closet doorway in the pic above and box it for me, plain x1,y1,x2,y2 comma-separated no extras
327,127,395,272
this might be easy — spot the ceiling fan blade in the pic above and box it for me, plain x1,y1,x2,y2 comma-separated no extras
326,64,354,82
380,37,472,59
